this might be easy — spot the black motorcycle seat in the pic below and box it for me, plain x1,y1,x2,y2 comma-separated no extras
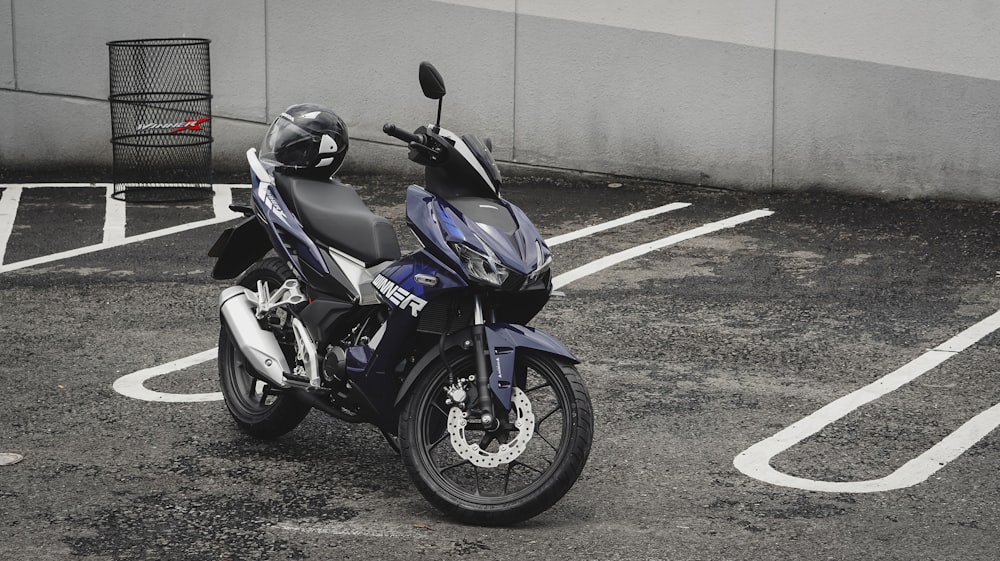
274,172,401,266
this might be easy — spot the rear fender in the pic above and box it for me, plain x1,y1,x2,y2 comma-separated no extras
209,216,272,280
394,323,578,410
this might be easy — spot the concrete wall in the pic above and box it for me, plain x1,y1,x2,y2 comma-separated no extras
2,0,999,201
773,1,1000,199
511,1,775,190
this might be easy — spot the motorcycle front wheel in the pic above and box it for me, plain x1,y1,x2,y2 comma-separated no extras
399,350,593,526
218,257,310,439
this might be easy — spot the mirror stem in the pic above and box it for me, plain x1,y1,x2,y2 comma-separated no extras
436,98,443,128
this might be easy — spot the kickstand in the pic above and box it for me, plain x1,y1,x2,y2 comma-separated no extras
378,426,401,455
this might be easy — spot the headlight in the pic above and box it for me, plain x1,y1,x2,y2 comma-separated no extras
450,241,509,287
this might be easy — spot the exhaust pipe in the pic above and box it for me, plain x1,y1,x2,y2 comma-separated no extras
219,286,290,388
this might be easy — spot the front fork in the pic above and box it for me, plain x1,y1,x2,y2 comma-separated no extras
434,294,500,431
470,296,500,430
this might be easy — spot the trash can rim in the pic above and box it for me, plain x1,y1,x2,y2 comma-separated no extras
107,37,211,47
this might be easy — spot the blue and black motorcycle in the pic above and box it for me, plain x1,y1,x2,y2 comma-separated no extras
208,62,592,525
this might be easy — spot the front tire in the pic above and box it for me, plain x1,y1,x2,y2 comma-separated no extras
218,257,310,439
399,350,593,525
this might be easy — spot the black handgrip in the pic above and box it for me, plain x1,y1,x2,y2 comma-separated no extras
383,123,421,144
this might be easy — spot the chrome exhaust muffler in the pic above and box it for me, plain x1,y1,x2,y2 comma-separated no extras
219,286,290,388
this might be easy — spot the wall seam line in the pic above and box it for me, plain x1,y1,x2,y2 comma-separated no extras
511,0,518,162
771,0,778,191
10,0,17,89
263,0,269,122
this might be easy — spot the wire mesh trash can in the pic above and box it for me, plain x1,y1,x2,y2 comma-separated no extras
108,38,213,202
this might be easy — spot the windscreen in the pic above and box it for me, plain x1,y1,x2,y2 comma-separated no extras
461,134,502,192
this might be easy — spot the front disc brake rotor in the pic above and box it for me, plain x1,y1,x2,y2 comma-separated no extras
446,387,534,468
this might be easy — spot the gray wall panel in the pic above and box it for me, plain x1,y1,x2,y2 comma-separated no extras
0,90,109,168
513,15,773,190
0,0,12,89
12,0,265,121
774,51,1000,200
265,0,515,161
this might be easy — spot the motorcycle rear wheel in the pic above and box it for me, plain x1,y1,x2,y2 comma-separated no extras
218,257,310,439
399,350,593,525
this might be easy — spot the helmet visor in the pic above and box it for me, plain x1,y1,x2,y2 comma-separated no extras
259,116,320,169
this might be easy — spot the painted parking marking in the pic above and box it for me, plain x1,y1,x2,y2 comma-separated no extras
103,185,127,243
111,349,219,403
0,185,23,265
734,308,1000,493
0,184,245,273
109,205,771,402
552,209,774,289
545,202,691,246
275,518,422,539
113,349,222,402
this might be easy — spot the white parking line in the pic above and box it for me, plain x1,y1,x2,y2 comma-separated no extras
103,185,127,243
0,215,240,273
734,309,1000,493
111,205,771,403
275,519,420,538
0,186,23,266
213,181,239,219
0,184,245,272
112,349,221,402
546,202,691,246
552,209,774,289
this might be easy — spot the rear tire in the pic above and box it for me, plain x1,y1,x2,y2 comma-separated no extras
218,258,310,439
399,350,593,525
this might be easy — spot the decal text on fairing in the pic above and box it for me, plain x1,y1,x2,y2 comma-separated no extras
373,274,428,317
257,182,286,220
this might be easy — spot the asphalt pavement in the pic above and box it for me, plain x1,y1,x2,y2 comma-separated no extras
1,172,999,561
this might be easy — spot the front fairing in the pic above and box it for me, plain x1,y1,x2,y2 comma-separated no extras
374,250,468,320
405,185,552,291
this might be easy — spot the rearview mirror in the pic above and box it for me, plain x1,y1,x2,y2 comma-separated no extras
419,62,447,100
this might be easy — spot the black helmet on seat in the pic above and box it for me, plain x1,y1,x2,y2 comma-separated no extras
259,104,349,179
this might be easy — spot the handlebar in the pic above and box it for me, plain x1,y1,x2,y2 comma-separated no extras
383,123,446,166
383,123,422,144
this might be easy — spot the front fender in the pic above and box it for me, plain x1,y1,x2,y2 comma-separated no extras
208,216,272,280
394,323,578,410
484,323,578,364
